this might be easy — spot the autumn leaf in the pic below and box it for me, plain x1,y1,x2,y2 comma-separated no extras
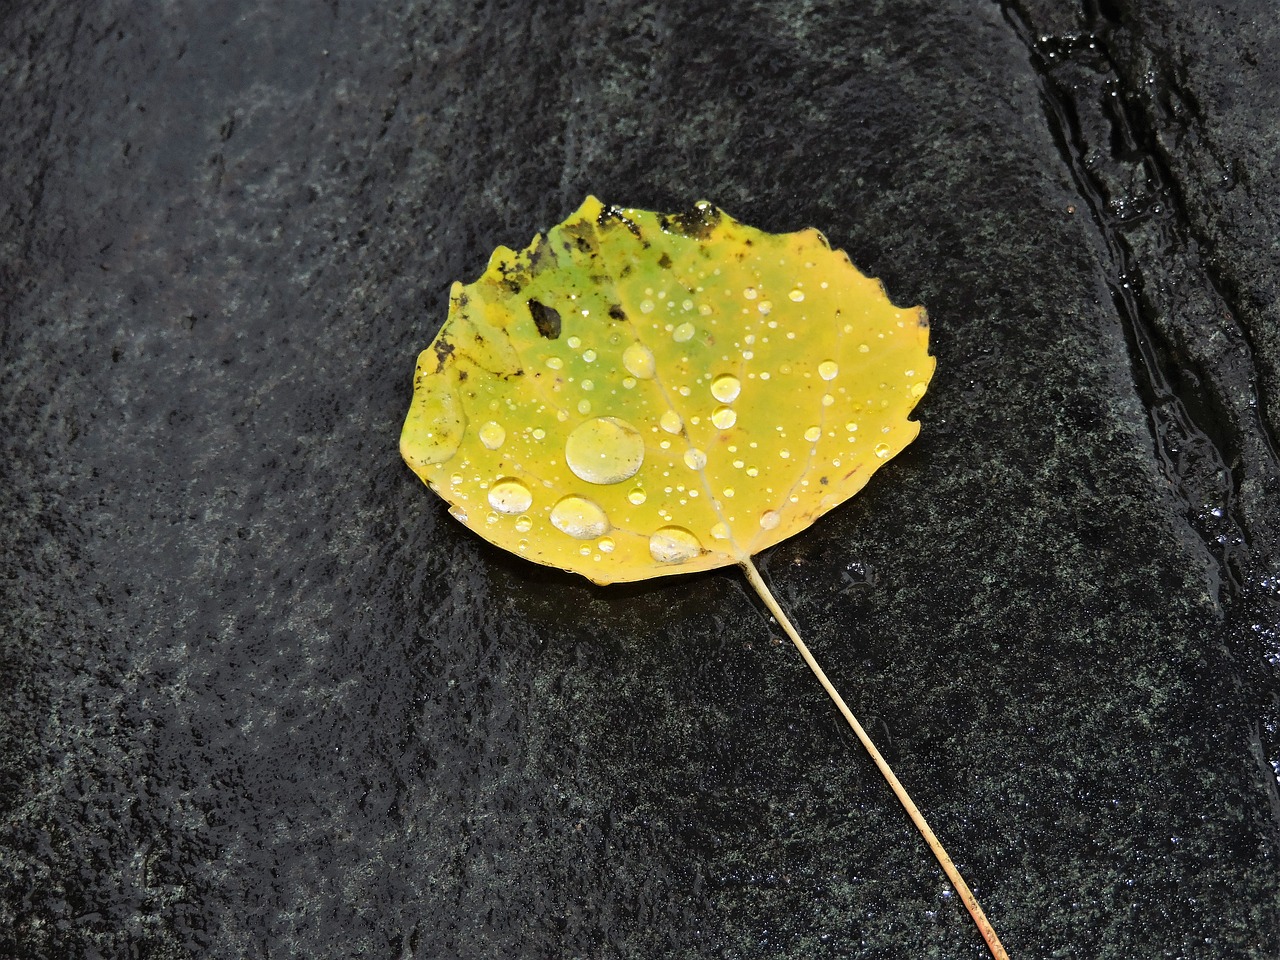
401,197,1006,959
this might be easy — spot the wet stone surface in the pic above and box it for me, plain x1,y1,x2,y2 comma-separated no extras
2,2,1278,958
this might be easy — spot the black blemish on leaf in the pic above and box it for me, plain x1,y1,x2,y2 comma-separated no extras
658,252,672,269
596,205,642,238
819,476,829,485
527,299,562,339
660,203,722,239
433,338,455,371
608,304,626,321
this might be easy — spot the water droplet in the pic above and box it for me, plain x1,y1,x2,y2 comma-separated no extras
722,487,735,498
746,466,759,477
682,298,694,311
712,406,737,429
450,473,464,486
628,488,647,505
649,526,702,563
488,478,533,515
757,300,773,315
478,421,506,450
582,349,597,362
486,513,499,525
858,343,870,353
818,360,839,380
711,374,741,403
532,428,546,440
517,539,529,552
874,442,892,458
567,335,582,349
640,299,655,313
550,495,610,539
910,382,927,398
546,356,564,370
660,409,683,434
515,515,533,533
710,522,730,540
804,426,821,442
448,506,469,523
577,399,592,415
565,417,645,484
788,289,805,302
743,287,758,300
822,394,834,407
622,342,656,379
684,448,707,470
759,510,781,530
779,449,791,460
581,379,594,391
598,537,616,553
673,322,695,342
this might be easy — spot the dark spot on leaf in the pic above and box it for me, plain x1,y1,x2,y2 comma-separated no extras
660,203,722,239
458,370,469,382
608,304,626,321
819,476,829,485
433,338,455,371
528,299,562,339
658,253,672,269
597,205,642,238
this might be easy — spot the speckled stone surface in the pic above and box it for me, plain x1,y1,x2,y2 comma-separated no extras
1,2,1277,958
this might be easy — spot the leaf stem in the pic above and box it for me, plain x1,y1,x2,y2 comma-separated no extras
739,558,1009,960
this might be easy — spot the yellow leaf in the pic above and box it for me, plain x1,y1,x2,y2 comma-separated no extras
400,198,1007,959
401,195,933,585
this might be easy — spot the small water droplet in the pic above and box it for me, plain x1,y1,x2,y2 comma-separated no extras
682,299,694,311
449,506,469,523
581,379,595,392
517,539,529,552
649,526,703,563
874,442,891,458
757,300,773,315
804,426,821,442
598,536,615,553
818,360,839,380
845,421,858,432
515,515,533,533
746,466,759,477
550,495,610,539
622,342,656,380
779,449,791,460
711,374,741,403
567,335,582,349
858,343,870,353
710,522,730,540
582,349,597,362
628,488,647,505
532,428,546,440
660,409,683,434
673,322,695,342
711,406,737,429
788,289,805,302
910,382,927,398
640,299,655,313
479,421,506,450
743,287,758,300
450,473,464,486
577,399,591,415
488,478,534,515
486,513,499,525
546,356,564,370
684,448,707,470
722,487,735,498
759,510,781,530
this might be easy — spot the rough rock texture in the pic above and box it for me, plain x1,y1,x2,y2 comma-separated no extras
1,1,1277,958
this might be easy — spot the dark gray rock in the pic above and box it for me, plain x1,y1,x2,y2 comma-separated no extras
1,1,1276,957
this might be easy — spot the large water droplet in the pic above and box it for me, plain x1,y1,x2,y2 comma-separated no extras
874,442,892,458
673,322,696,343
803,426,822,442
660,409,683,434
710,522,730,541
711,374,741,403
760,510,781,530
628,488,647,505
788,289,805,302
598,537,615,553
565,417,645,484
711,406,737,429
550,495,610,539
818,360,839,380
622,342,656,379
479,421,506,450
684,448,707,470
488,478,533,514
649,526,702,563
